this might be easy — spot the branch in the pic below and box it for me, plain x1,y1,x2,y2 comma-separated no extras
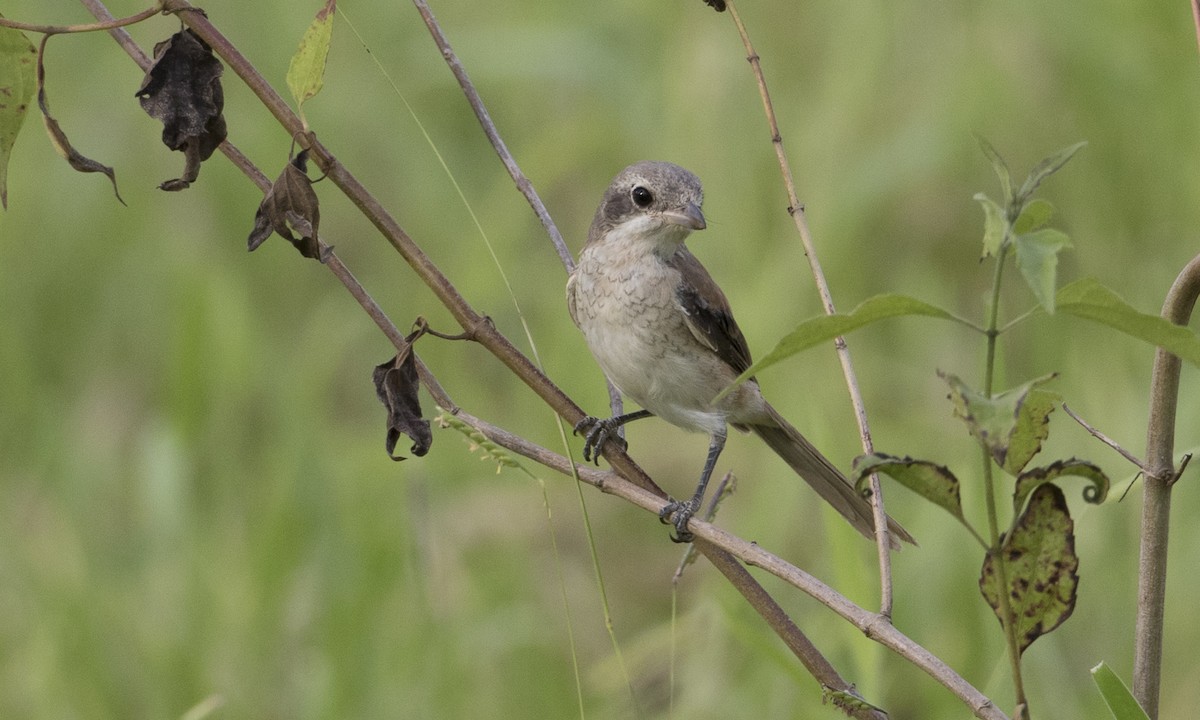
722,0,896,616
0,3,162,34
1133,250,1200,718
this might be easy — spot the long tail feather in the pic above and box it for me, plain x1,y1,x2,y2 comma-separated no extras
749,405,916,549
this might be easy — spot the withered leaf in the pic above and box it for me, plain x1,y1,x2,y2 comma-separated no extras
36,35,124,204
703,0,727,11
248,150,329,261
135,28,227,191
372,331,432,461
979,483,1079,656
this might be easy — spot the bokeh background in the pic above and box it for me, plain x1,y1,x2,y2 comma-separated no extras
2,0,1199,718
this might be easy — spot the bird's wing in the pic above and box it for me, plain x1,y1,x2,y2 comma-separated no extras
668,248,754,376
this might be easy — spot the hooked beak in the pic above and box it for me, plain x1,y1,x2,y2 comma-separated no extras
662,202,706,231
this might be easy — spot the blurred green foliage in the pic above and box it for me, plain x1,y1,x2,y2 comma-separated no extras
1,0,1198,718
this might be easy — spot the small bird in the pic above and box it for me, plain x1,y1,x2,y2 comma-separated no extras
567,161,914,546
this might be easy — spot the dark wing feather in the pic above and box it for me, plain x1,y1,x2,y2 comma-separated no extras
668,248,754,376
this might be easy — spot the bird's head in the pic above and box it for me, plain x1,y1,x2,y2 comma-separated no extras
587,161,706,253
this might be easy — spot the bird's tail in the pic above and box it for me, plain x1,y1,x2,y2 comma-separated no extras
749,405,916,549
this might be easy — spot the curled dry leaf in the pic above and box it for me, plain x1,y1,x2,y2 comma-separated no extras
247,149,329,261
35,35,124,204
372,328,432,461
135,28,227,191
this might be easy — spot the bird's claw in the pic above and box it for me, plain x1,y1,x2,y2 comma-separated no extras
573,416,628,464
659,497,701,543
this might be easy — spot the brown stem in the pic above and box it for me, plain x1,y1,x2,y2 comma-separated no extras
0,3,161,34
409,0,573,273
1132,251,1200,718
722,0,895,615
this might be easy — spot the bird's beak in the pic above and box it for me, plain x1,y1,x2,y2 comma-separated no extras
662,203,706,231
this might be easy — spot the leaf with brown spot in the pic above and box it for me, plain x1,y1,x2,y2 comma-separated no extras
372,330,432,461
979,483,1078,655
1013,458,1109,516
248,150,329,261
135,28,227,191
0,19,37,209
35,35,123,204
942,371,1058,475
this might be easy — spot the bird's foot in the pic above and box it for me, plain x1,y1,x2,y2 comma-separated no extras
573,416,628,464
659,497,703,543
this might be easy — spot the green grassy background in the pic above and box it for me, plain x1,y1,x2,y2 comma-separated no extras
2,0,1199,717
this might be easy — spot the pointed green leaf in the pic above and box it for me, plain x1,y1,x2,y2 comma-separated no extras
979,483,1078,655
1016,140,1087,202
0,21,37,209
287,0,336,120
1014,198,1055,234
942,372,1058,473
976,135,1013,207
1057,278,1200,367
1014,458,1109,516
1014,228,1072,313
717,294,973,399
974,192,1007,258
1091,662,1151,720
853,453,968,528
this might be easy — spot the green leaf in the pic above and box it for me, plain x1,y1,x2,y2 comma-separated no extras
1014,458,1110,516
974,192,1007,258
1016,140,1087,202
0,20,37,209
853,453,969,528
942,372,1058,474
979,484,1078,655
1057,278,1200,367
1014,198,1055,234
976,135,1013,208
1004,388,1060,475
717,294,972,399
287,0,336,122
1014,228,1072,313
1091,662,1151,720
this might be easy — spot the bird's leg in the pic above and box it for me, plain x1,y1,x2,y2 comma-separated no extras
573,409,654,463
660,425,727,543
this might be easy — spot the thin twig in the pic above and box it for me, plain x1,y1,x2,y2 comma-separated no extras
0,3,162,34
410,0,572,273
1062,402,1149,472
723,0,895,616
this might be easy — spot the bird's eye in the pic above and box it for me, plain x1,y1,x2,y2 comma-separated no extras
631,186,653,208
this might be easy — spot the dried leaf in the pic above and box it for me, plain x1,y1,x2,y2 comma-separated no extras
702,0,727,11
0,19,37,209
248,150,329,260
979,483,1078,655
135,28,227,191
36,35,123,204
372,331,432,461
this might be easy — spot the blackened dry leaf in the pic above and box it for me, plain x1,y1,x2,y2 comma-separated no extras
135,28,227,191
35,35,124,205
248,150,329,260
703,0,727,11
373,333,432,461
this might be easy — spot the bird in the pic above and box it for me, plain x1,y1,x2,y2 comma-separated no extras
566,161,914,547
